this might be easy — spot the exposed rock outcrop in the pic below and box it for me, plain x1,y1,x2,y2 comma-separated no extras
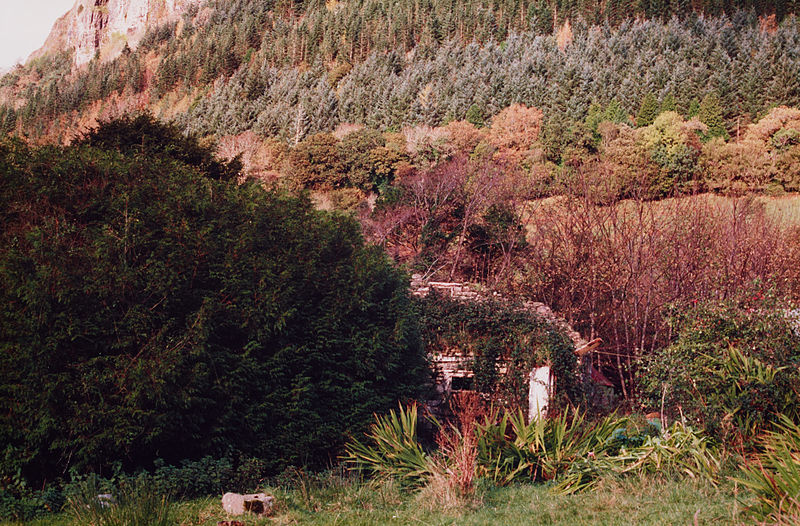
31,0,201,66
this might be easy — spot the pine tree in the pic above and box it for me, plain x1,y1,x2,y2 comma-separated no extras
465,103,486,127
697,92,729,140
660,92,677,114
687,98,700,118
585,101,604,132
636,91,660,127
604,99,629,123
293,104,310,145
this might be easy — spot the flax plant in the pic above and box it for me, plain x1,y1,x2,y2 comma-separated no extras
343,404,433,488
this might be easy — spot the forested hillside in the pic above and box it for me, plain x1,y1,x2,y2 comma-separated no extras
0,0,798,396
1,0,799,142
0,0,798,397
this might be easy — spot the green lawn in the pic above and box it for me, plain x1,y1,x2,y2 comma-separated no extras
8,477,746,526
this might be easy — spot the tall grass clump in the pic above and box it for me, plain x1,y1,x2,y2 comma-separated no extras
67,475,173,526
734,415,800,522
418,393,483,510
345,397,485,510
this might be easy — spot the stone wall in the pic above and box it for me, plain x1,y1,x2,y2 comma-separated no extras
410,274,587,348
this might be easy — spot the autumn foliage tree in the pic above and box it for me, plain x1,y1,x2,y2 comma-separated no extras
487,104,544,165
287,132,346,189
702,106,800,193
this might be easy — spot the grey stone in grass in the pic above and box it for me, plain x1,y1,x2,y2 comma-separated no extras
97,494,116,508
221,492,274,515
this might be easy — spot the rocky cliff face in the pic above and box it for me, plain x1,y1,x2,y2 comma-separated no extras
32,0,201,66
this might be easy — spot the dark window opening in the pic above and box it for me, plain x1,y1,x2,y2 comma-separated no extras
451,376,474,391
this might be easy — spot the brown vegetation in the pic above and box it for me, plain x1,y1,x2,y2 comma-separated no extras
521,192,799,400
355,108,800,400
203,106,800,406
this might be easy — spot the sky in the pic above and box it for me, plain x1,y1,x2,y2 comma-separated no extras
0,0,76,70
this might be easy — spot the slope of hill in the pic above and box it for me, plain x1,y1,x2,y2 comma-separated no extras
0,0,798,142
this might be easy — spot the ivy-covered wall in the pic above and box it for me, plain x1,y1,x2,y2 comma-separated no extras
413,280,582,413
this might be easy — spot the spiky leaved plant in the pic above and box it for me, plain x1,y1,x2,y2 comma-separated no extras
475,410,624,485
343,404,433,488
733,415,800,522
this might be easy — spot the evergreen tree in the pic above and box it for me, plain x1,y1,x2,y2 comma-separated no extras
604,98,629,123
6,5,800,141
585,101,605,133
698,92,729,140
687,98,701,118
636,91,660,127
660,92,677,113
465,103,486,127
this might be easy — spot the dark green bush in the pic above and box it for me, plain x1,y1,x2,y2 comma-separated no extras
0,117,427,487
0,469,65,521
0,455,273,520
142,456,268,499
0,488,47,521
77,113,241,181
337,128,386,191
149,457,235,499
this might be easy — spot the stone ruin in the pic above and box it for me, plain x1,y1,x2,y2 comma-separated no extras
411,274,609,419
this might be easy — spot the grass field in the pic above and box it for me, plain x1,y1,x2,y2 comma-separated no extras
7,476,747,526
525,192,800,228
760,193,800,226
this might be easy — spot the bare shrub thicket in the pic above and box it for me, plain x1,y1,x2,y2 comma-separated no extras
362,122,800,402
216,131,286,181
363,154,545,281
521,187,799,401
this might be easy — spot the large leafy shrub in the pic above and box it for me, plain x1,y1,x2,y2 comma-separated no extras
640,295,800,442
640,112,706,198
0,116,427,486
